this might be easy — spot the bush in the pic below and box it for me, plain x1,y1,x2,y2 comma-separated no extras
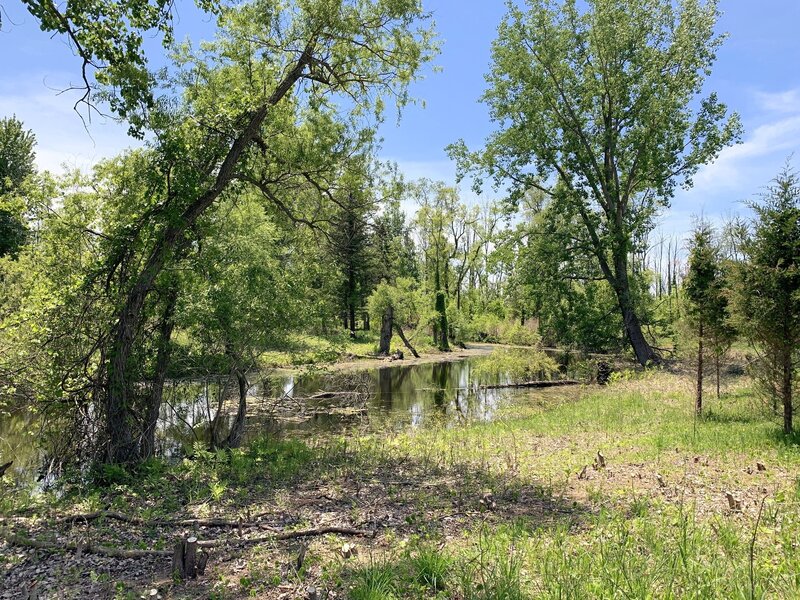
500,323,541,346
472,348,560,383
470,313,503,342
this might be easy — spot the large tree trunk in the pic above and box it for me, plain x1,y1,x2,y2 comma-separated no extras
378,305,394,355
435,290,450,352
224,368,248,449
348,300,356,338
141,288,178,460
696,320,704,417
104,52,310,464
612,253,658,366
782,347,793,434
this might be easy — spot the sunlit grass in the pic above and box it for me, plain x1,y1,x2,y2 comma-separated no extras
7,368,800,598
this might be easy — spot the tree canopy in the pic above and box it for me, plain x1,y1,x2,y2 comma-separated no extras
450,0,741,365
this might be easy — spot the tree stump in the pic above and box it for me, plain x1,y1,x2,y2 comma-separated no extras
597,361,612,385
172,536,204,579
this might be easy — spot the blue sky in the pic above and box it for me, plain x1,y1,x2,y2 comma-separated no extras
1,0,798,238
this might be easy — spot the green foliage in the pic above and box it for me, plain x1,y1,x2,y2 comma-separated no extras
473,348,560,383
367,277,425,331
0,116,36,195
0,116,36,257
410,544,451,592
451,0,741,364
20,0,208,130
179,194,298,371
349,561,398,600
502,323,540,346
730,165,800,431
684,221,732,342
467,312,503,342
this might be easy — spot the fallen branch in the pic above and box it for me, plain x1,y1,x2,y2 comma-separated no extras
1,530,172,558
482,380,581,389
2,524,372,558
197,525,373,548
53,511,279,530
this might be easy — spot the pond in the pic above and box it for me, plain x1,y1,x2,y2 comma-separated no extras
0,352,587,486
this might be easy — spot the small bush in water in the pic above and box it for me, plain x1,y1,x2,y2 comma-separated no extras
473,348,560,383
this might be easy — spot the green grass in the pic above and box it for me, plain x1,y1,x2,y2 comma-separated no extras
326,370,800,598
257,330,440,368
7,369,800,599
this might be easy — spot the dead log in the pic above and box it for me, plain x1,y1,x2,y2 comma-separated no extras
185,536,198,578
308,391,354,400
197,550,209,575
3,524,372,562
725,492,742,511
172,540,185,579
483,380,580,390
172,535,201,579
393,324,420,358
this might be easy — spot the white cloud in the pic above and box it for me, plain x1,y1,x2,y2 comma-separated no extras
669,89,800,234
691,114,800,193
0,76,138,174
755,88,800,114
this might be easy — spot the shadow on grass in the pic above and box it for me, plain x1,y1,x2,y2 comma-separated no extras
768,428,800,447
700,409,763,425
17,434,592,598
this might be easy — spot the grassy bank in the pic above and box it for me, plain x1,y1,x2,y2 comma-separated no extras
2,369,800,598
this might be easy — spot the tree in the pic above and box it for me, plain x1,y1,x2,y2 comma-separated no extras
18,0,220,129
372,195,417,354
449,0,741,365
508,188,624,350
684,221,729,415
180,195,297,449
367,278,424,358
373,199,418,283
97,0,436,463
0,116,36,257
414,181,461,351
731,166,800,434
329,184,377,337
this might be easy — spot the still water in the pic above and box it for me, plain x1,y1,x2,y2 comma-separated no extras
0,355,581,483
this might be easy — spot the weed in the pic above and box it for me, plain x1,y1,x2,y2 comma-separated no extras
410,544,451,592
349,561,398,600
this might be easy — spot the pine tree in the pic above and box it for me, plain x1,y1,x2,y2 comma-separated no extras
731,166,800,433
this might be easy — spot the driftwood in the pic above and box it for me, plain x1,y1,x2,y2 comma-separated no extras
482,380,580,390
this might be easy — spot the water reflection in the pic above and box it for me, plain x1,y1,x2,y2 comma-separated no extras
152,357,519,451
1,354,578,483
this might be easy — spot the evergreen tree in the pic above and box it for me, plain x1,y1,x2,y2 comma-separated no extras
731,166,800,433
684,222,730,415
